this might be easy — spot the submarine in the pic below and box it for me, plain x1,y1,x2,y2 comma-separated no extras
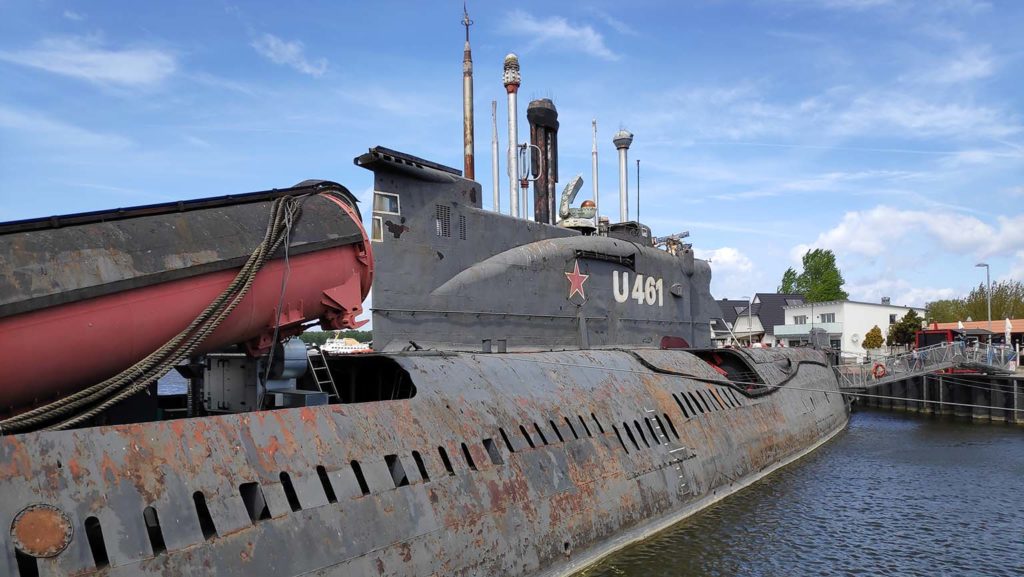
0,19,849,577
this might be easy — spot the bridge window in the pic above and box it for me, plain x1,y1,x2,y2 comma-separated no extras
373,191,401,215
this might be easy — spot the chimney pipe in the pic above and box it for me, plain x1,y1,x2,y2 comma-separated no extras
612,129,634,222
491,100,500,212
592,119,599,220
527,98,559,224
503,53,521,218
461,6,475,180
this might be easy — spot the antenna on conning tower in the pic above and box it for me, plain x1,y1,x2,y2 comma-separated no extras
461,2,475,180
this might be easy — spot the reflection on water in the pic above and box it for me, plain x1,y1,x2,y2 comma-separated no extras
577,410,1024,577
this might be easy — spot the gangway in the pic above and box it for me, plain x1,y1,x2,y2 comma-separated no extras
835,341,1016,392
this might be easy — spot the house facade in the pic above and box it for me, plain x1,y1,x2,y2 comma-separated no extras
713,293,805,347
774,299,926,357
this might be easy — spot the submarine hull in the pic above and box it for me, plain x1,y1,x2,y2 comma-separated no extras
0,346,847,576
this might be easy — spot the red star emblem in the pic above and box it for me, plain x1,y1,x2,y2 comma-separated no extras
565,259,590,300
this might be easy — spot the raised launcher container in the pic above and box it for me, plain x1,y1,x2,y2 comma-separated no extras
0,181,373,414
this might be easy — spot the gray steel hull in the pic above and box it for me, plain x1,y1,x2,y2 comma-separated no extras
0,346,847,576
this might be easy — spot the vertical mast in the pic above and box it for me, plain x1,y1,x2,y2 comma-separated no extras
503,53,521,217
613,129,634,222
591,119,599,218
491,100,500,212
461,4,475,180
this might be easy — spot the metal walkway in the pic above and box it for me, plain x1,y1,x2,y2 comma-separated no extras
835,342,1017,392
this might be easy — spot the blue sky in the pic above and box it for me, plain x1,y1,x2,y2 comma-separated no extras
1,0,1022,311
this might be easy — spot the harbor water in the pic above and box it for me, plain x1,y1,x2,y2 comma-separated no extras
576,409,1024,577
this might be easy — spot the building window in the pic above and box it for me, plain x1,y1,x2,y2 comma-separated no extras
889,314,897,323
820,313,835,323
794,315,807,325
830,339,841,350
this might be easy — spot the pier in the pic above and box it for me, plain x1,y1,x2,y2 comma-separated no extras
835,342,1023,424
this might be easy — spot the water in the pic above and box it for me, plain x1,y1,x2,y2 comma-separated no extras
577,410,1024,577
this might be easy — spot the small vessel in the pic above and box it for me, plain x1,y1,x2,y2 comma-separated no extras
320,334,373,356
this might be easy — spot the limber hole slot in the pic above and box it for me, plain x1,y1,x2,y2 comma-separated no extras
15,548,38,577
499,427,516,453
316,465,338,503
350,461,371,495
385,454,410,487
483,438,504,465
578,415,592,436
240,482,271,523
549,420,565,443
280,472,302,511
412,451,430,482
438,446,455,475
612,425,629,453
519,425,536,449
143,506,167,556
461,443,478,471
193,491,218,540
84,516,110,569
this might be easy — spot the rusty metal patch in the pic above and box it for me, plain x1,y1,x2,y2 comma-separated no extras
10,503,73,558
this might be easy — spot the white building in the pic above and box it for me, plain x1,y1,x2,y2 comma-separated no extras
774,299,926,357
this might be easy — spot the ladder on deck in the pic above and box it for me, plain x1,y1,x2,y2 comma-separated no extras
307,348,340,401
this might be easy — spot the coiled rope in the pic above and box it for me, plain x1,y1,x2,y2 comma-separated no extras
0,194,307,434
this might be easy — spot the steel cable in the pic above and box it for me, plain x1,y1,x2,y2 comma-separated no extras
0,194,306,433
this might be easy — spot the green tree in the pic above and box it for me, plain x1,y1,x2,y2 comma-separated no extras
778,267,798,293
886,310,922,347
925,299,965,323
862,325,884,349
926,280,1024,323
780,249,849,302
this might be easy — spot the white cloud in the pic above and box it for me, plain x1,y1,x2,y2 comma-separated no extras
792,205,1024,262
251,33,327,77
833,93,1020,139
502,10,619,61
845,278,955,307
0,104,131,149
0,36,176,87
63,10,85,21
909,46,995,85
695,247,754,273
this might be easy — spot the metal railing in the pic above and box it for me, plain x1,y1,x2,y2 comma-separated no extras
834,341,1017,391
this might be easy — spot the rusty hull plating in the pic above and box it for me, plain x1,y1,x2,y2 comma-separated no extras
0,346,847,576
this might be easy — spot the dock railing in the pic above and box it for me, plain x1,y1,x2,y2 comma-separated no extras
834,341,1017,392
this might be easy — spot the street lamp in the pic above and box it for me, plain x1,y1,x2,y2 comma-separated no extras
976,263,991,342
741,295,754,347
